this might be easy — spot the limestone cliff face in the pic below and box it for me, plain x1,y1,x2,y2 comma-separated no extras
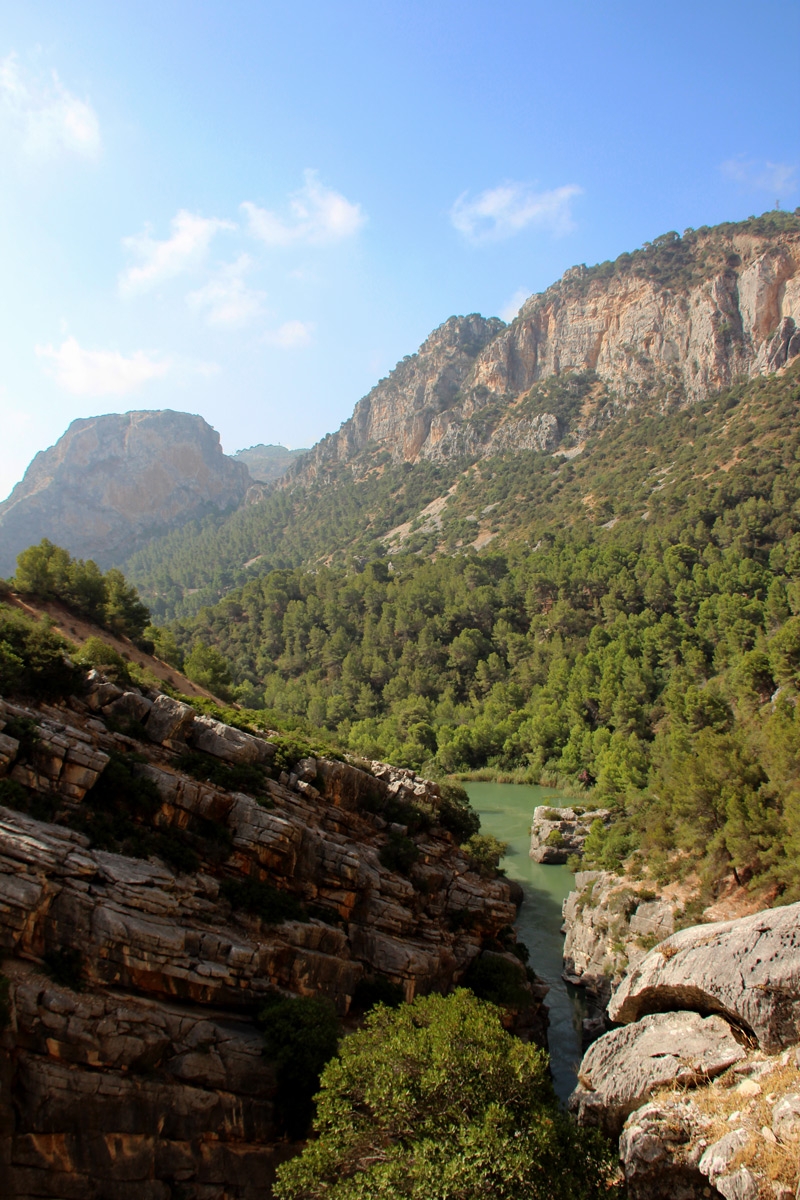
288,223,800,482
0,679,541,1198
287,315,506,481
0,411,252,576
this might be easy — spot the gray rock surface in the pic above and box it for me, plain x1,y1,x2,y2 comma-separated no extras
561,871,677,1002
145,694,196,746
569,1011,746,1136
287,229,800,486
190,714,275,764
609,901,800,1051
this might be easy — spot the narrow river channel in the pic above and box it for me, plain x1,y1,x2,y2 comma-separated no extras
464,781,586,1102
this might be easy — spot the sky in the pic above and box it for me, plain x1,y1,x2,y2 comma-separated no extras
1,0,798,502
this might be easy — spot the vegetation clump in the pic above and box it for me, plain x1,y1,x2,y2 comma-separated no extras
220,875,308,924
259,992,341,1139
13,539,150,639
274,990,620,1200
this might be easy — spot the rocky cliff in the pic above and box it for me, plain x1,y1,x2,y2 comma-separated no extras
0,674,542,1198
0,411,252,577
288,216,800,483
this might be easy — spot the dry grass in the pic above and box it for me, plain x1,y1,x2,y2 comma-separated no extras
655,1052,800,1194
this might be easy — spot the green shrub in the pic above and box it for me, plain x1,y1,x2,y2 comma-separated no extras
75,636,132,684
0,606,82,699
259,993,340,1139
545,828,564,847
435,780,481,840
463,954,531,1008
379,831,420,875
220,876,307,924
461,833,508,877
274,990,620,1200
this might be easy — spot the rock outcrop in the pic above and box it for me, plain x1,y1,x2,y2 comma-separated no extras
569,1011,746,1137
0,678,541,1197
0,410,252,575
561,871,678,1004
569,900,800,1198
529,805,610,864
609,902,800,1051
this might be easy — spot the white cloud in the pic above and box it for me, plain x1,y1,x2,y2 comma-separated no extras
263,320,315,349
721,157,798,198
36,337,169,396
120,210,235,294
243,170,366,247
450,181,582,244
499,287,531,322
0,53,100,159
187,254,266,327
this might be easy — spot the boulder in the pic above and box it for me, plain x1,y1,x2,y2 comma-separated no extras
145,695,196,746
570,1011,746,1136
102,690,154,723
529,805,611,864
609,901,800,1051
190,714,274,764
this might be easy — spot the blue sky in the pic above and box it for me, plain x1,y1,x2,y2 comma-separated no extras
1,0,798,501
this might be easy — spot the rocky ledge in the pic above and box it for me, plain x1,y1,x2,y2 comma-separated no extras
569,900,800,1199
0,678,543,1199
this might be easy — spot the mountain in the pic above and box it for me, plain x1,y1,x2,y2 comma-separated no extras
289,212,800,482
117,212,800,620
232,443,309,483
0,410,252,577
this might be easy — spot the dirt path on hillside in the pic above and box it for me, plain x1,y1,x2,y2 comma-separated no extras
5,592,220,702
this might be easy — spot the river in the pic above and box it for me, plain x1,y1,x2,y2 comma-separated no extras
465,780,585,1102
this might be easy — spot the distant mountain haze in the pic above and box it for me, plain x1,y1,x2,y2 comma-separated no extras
0,410,251,576
231,444,309,483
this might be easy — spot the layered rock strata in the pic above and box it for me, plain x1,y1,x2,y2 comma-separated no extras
561,871,678,1004
0,679,539,1198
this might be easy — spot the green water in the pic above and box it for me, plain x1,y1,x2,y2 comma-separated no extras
465,781,585,1102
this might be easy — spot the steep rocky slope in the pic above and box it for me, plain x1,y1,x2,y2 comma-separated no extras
288,215,800,483
0,411,252,576
0,672,542,1198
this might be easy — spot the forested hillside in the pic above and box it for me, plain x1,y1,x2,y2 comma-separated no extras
154,362,800,898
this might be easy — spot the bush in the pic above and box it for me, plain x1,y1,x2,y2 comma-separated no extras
436,779,481,840
379,831,419,875
463,954,531,1008
220,876,307,924
259,993,341,1138
0,605,82,699
75,636,132,683
352,974,405,1012
274,990,620,1200
461,833,508,877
